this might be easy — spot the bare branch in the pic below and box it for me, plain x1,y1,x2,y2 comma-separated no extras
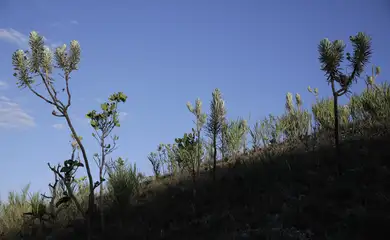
26,83,55,105
93,154,101,168
65,73,72,109
39,72,65,110
52,110,65,117
47,162,85,218
41,194,52,199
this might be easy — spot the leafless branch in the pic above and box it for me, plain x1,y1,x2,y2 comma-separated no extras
65,73,72,110
26,84,55,105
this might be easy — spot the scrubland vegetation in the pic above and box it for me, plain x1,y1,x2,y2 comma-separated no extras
1,31,389,239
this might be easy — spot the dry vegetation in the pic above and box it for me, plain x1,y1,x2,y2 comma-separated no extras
1,31,390,239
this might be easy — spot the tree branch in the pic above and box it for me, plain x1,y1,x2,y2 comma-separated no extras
39,72,65,111
52,110,65,117
47,162,85,218
26,84,55,105
65,73,72,110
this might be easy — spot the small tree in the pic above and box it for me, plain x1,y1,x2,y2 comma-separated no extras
157,143,172,177
86,91,127,232
318,32,372,154
46,135,85,219
148,143,179,180
174,129,199,183
205,88,226,181
161,143,179,177
186,98,207,177
147,152,161,178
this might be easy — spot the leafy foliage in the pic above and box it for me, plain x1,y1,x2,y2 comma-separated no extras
312,97,350,130
258,114,284,146
174,129,202,182
223,117,248,161
350,82,390,124
106,157,140,208
280,92,311,141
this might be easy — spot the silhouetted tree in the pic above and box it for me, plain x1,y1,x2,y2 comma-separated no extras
318,32,372,155
147,152,161,178
174,129,199,183
205,88,226,181
186,98,207,177
86,91,127,232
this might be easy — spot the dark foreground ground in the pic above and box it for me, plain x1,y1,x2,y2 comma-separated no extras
99,134,390,240
6,132,390,240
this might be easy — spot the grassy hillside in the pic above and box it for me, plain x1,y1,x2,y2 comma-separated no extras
1,124,390,239
104,129,390,240
2,31,389,239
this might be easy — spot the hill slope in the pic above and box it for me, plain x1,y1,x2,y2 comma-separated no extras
98,132,390,240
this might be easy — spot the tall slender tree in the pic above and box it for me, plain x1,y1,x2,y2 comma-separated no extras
86,91,127,232
186,98,207,177
11,32,94,237
318,32,372,155
205,88,226,181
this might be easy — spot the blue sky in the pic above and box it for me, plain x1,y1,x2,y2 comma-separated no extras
0,0,389,200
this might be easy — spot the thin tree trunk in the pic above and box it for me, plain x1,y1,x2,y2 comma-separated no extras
64,113,94,240
192,158,196,184
213,134,217,181
220,124,226,160
99,137,105,232
196,129,201,177
333,93,340,155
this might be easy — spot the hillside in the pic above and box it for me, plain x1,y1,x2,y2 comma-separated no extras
1,30,389,240
2,126,389,239
101,129,390,240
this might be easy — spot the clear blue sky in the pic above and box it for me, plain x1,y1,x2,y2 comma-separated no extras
0,0,389,200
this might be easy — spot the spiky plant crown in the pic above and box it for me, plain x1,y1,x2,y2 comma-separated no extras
318,32,372,95
206,88,226,137
295,93,302,109
187,98,207,129
12,31,81,89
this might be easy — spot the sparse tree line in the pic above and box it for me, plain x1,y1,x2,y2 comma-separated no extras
0,30,389,239
145,32,388,185
146,69,388,183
